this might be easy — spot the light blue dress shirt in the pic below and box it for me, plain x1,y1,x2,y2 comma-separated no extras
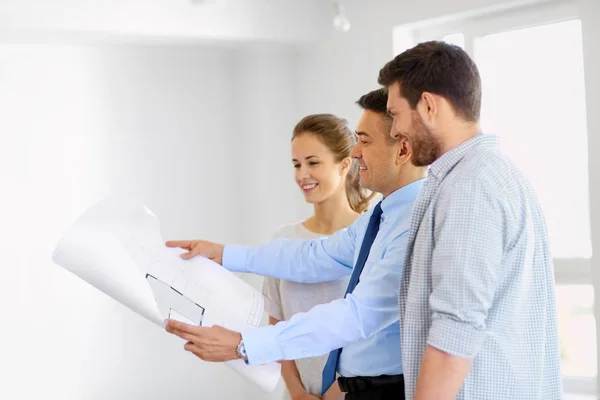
222,179,424,378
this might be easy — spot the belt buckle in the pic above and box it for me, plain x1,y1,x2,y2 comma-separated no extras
356,377,371,392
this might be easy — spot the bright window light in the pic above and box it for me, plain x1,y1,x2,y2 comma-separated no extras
475,19,591,259
443,33,465,48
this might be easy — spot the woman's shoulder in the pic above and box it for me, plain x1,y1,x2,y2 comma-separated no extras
271,221,324,240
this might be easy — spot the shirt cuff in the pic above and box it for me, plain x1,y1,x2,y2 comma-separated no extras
240,324,284,365
222,245,251,273
427,316,486,358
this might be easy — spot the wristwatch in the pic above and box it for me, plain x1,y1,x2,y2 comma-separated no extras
236,338,249,364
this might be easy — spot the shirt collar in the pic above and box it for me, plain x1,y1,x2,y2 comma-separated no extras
380,178,425,216
428,134,500,180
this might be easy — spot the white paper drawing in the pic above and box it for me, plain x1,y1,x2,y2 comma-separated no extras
52,196,281,392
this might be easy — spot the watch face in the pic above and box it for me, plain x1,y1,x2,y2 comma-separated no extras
237,342,247,358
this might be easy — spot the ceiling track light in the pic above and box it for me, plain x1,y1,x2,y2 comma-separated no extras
332,1,351,33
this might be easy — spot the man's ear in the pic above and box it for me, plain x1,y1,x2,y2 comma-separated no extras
397,137,414,165
417,92,437,130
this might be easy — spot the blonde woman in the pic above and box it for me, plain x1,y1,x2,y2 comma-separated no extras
263,114,374,400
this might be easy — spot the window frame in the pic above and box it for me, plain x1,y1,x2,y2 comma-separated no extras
399,0,595,396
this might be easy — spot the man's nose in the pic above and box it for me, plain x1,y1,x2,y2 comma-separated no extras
350,144,361,159
390,126,402,140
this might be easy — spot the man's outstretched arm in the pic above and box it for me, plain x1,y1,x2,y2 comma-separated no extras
167,212,368,283
165,232,406,366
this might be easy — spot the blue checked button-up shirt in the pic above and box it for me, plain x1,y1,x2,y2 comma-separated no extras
400,134,563,399
223,179,424,378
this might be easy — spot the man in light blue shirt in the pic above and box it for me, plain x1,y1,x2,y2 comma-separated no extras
165,89,426,399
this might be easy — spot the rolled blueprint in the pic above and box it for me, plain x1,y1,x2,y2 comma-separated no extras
52,196,281,392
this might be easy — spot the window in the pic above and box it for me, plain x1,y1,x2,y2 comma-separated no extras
557,285,596,378
442,33,464,48
397,1,595,396
475,19,591,260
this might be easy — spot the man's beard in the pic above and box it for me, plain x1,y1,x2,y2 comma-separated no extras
410,113,442,167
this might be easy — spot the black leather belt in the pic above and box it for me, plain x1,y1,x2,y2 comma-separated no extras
337,374,404,393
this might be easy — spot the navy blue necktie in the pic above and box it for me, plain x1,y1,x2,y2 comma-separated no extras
320,202,383,395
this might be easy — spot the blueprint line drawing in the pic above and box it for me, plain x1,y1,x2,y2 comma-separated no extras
247,291,262,326
145,273,205,327
51,196,281,392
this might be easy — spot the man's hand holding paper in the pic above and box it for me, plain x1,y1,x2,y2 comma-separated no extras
165,320,242,363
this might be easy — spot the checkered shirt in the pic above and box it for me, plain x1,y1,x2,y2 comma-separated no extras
400,134,563,399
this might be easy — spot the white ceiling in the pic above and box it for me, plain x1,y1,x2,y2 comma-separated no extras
0,0,334,45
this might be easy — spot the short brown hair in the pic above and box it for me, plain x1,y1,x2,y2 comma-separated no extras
293,114,375,213
356,88,388,114
378,41,481,121
356,88,394,141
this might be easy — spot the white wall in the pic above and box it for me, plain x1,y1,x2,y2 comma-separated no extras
232,44,311,245
0,43,298,399
227,42,313,300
